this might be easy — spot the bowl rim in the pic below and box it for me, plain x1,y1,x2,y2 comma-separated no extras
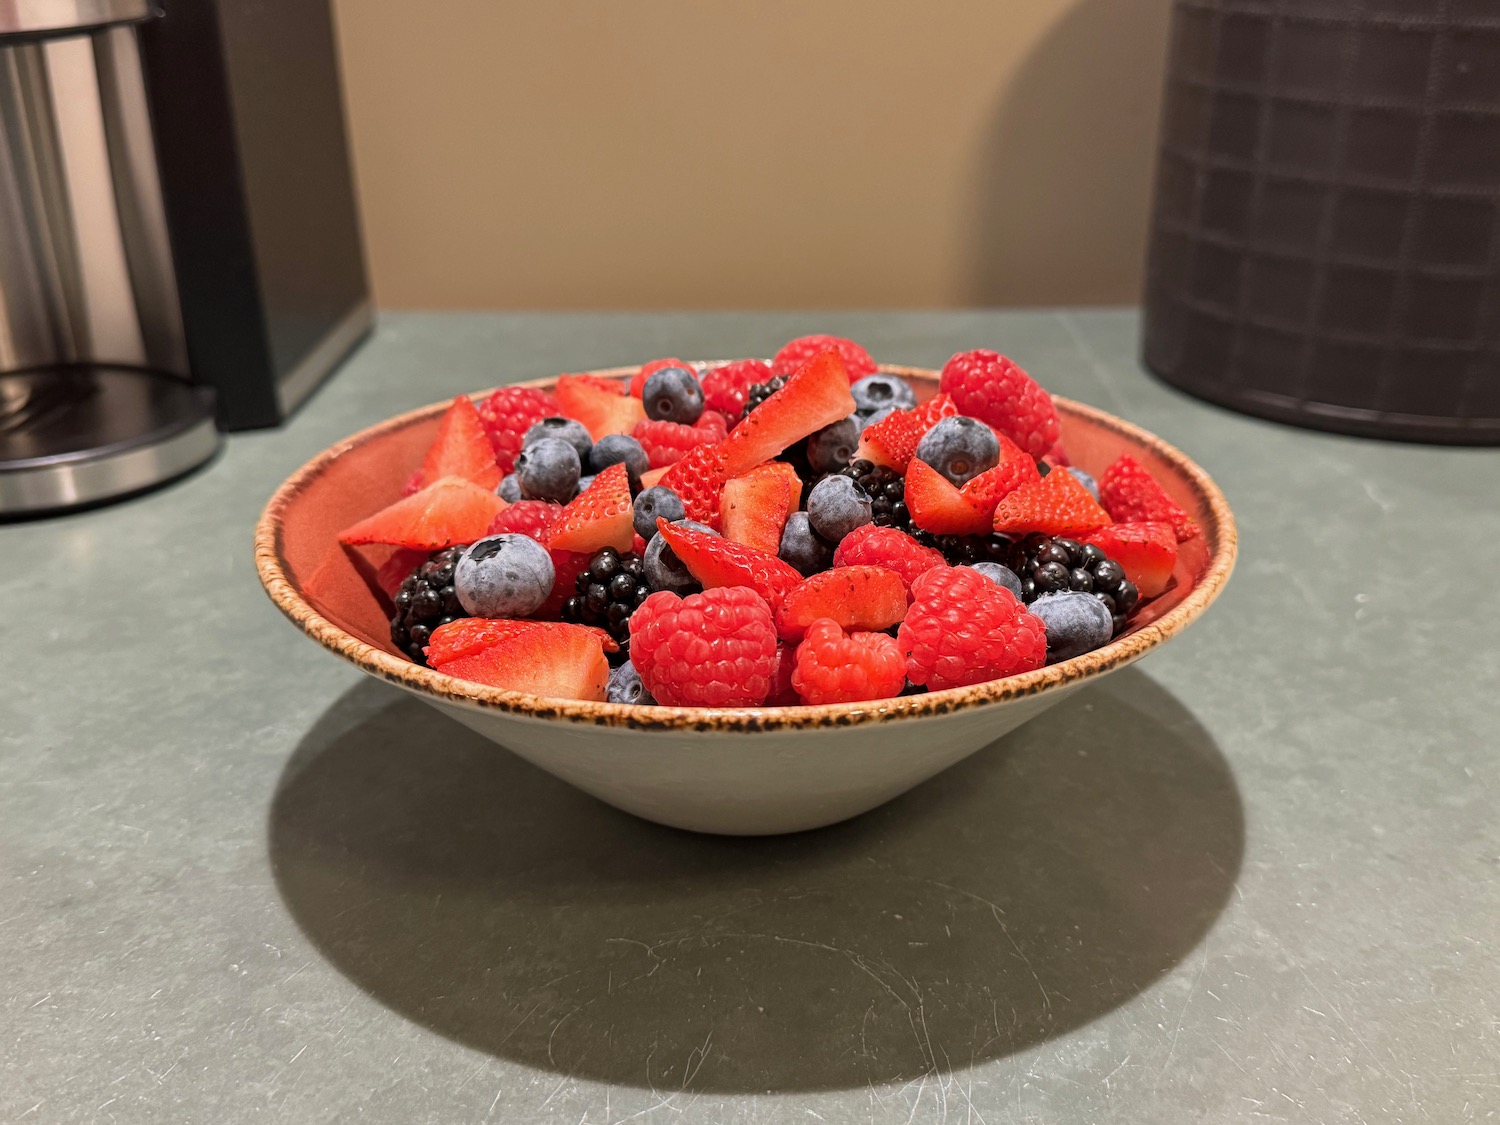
255,363,1237,733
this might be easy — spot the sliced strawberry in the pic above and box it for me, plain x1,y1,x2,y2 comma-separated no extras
958,434,1041,518
660,441,729,527
639,465,671,489
372,546,431,598
412,395,501,492
629,357,692,397
546,463,634,553
992,468,1112,538
905,458,992,536
721,463,794,554
1098,454,1201,542
1042,439,1071,468
555,373,647,440
758,460,804,511
338,476,508,550
855,393,958,472
656,519,802,609
425,618,544,666
719,348,857,477
774,566,910,642
428,620,612,701
1083,521,1178,598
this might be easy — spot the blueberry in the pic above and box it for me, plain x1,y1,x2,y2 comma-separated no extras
642,519,715,594
1029,591,1113,662
514,436,581,503
633,485,686,541
642,366,704,424
915,416,1000,488
850,374,916,416
779,510,834,576
806,474,873,543
590,433,649,485
805,414,860,474
575,474,594,495
971,561,1024,599
454,534,555,617
608,660,656,705
1067,466,1100,501
523,416,593,461
497,473,521,502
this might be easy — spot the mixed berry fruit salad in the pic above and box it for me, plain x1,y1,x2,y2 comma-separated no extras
333,336,1201,708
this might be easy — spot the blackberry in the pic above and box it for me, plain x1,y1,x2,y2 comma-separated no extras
1009,535,1139,636
840,460,911,532
390,546,469,665
911,530,1018,568
744,374,788,415
561,547,651,653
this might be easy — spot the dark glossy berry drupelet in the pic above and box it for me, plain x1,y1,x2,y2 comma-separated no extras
1009,535,1139,635
390,546,469,664
744,374,789,415
561,547,651,653
910,529,1018,568
840,459,911,531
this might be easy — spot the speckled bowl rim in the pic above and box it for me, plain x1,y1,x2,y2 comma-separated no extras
255,364,1237,733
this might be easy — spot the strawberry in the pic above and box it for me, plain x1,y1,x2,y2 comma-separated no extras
904,458,992,536
774,565,911,642
758,459,804,511
555,373,647,440
412,395,502,492
655,518,803,609
721,463,794,554
719,348,857,477
638,465,671,489
338,476,508,550
1082,520,1178,598
629,357,691,397
534,550,591,620
958,434,1041,517
660,441,729,527
991,467,1112,538
371,546,431,599
1042,439,1070,468
546,463,634,553
1098,454,1201,542
427,619,612,701
855,393,958,471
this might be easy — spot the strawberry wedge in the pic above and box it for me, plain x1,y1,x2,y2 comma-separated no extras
904,458,992,536
412,395,502,492
427,619,612,700
338,476,508,550
555,373,647,440
655,518,803,609
546,462,634,553
1083,521,1178,598
721,463,795,554
719,348,856,477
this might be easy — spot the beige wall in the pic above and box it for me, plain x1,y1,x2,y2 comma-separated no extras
330,1,1173,310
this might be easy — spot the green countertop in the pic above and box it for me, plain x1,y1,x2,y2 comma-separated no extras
4,310,1497,1124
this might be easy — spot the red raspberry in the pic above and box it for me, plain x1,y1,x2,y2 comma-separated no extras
485,499,562,540
898,566,1047,691
533,550,591,620
771,335,878,382
768,642,799,705
629,587,779,707
632,411,729,469
702,359,772,424
791,619,907,705
629,357,692,397
476,385,561,473
832,524,948,590
938,350,1060,461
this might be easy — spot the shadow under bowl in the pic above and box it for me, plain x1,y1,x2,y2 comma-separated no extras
255,364,1237,835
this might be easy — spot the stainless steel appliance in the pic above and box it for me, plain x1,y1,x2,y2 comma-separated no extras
1,0,369,514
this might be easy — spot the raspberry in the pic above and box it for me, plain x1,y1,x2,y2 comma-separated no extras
702,359,772,424
628,586,779,707
768,642,799,705
477,385,561,473
485,499,562,541
791,619,907,705
938,350,1060,461
632,411,729,469
898,566,1047,691
832,524,948,590
772,335,877,382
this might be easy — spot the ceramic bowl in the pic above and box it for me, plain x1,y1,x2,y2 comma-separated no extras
256,365,1236,835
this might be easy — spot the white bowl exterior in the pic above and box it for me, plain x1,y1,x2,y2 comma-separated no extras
408,680,1088,835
